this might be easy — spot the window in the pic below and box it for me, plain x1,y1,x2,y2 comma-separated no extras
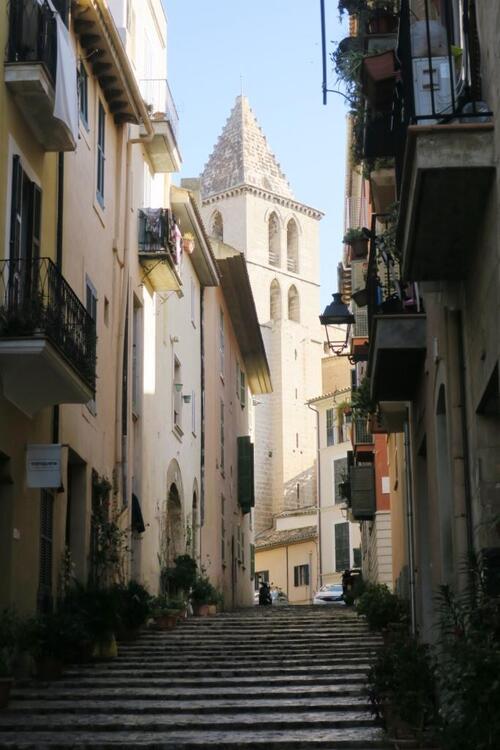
286,218,299,273
270,279,281,321
221,495,226,562
295,433,299,448
37,490,54,612
220,399,225,473
288,285,300,322
334,457,348,504
96,100,105,206
326,408,335,446
219,308,225,376
241,531,245,566
173,357,183,433
9,155,42,265
78,63,88,128
335,522,350,572
296,482,300,502
268,212,280,266
353,547,362,568
211,210,223,241
294,564,309,587
240,369,246,408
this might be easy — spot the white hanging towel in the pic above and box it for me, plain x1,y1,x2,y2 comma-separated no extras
39,0,79,144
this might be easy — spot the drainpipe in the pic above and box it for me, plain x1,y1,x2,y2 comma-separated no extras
52,152,64,444
455,310,475,581
286,544,289,597
307,402,322,585
199,286,205,563
403,415,417,635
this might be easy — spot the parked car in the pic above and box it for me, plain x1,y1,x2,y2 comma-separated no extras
313,583,345,605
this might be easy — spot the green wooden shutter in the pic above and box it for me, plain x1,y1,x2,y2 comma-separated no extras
350,464,376,520
237,436,254,514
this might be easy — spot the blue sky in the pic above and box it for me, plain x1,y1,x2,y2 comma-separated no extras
164,1,347,308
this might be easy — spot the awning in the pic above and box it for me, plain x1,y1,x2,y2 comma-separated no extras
131,493,145,534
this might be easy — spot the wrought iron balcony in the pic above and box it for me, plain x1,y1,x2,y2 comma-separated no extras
363,213,426,414
352,419,373,446
139,79,181,173
138,209,182,293
394,0,494,280
0,258,96,415
5,0,76,151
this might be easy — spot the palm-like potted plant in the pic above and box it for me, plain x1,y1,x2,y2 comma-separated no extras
113,581,152,641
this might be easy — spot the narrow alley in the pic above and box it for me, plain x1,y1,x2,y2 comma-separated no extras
0,607,388,749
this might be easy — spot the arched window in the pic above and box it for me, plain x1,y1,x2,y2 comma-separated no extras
288,285,300,322
211,211,223,241
268,212,280,266
270,279,281,321
286,219,299,273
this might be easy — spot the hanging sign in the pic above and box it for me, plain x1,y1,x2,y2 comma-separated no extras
26,444,62,488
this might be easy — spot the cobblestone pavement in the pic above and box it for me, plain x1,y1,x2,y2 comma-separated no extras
0,606,390,748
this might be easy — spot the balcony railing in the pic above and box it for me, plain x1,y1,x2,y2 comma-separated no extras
139,79,179,144
7,0,57,83
0,258,96,391
268,252,280,267
394,0,491,188
366,212,423,330
287,257,298,273
138,208,176,257
352,419,373,446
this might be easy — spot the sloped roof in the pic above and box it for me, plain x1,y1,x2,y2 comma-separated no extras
200,95,294,199
255,525,318,551
274,506,318,519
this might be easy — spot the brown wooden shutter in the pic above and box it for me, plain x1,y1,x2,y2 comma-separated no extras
350,464,376,520
9,156,23,261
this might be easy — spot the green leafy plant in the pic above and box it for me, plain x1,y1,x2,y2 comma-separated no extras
435,566,500,750
190,576,220,606
343,227,369,244
24,610,87,661
351,376,376,417
367,630,438,739
89,476,130,588
112,581,152,631
161,554,198,597
60,582,120,645
357,583,408,630
150,595,186,618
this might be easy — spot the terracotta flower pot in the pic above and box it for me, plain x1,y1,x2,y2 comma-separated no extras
194,603,210,617
348,237,369,259
207,604,217,616
153,614,178,631
92,636,118,660
0,678,13,709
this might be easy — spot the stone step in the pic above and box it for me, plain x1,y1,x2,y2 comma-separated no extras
0,709,377,732
11,683,365,702
21,673,367,689
5,696,370,714
62,664,370,679
0,726,389,749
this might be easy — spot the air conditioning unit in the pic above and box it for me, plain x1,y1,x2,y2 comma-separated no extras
412,56,456,124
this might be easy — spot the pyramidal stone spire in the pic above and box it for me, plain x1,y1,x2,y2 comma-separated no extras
201,95,294,200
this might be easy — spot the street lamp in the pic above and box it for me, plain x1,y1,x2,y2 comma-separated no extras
319,292,355,356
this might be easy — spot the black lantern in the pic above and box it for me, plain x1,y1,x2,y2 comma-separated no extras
320,293,355,356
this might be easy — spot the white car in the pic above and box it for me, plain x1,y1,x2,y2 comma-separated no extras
313,583,345,605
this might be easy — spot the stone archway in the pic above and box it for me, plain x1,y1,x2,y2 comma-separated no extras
166,483,183,565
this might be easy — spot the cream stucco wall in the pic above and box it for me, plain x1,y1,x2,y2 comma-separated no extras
255,539,318,604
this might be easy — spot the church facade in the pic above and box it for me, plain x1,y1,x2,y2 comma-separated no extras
200,96,324,533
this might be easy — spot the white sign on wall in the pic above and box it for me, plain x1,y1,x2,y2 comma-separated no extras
26,444,62,489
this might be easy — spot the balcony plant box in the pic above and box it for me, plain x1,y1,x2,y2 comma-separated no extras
366,8,398,35
343,228,370,259
361,49,397,109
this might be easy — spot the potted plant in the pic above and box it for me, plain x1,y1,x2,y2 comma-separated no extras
337,0,367,18
356,583,408,631
26,611,81,679
161,554,198,599
150,596,186,630
113,581,152,641
343,227,370,259
190,576,220,617
366,2,399,34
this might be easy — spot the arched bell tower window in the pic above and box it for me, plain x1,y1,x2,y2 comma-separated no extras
286,218,299,273
268,212,280,267
270,279,281,321
288,285,300,322
211,211,223,241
